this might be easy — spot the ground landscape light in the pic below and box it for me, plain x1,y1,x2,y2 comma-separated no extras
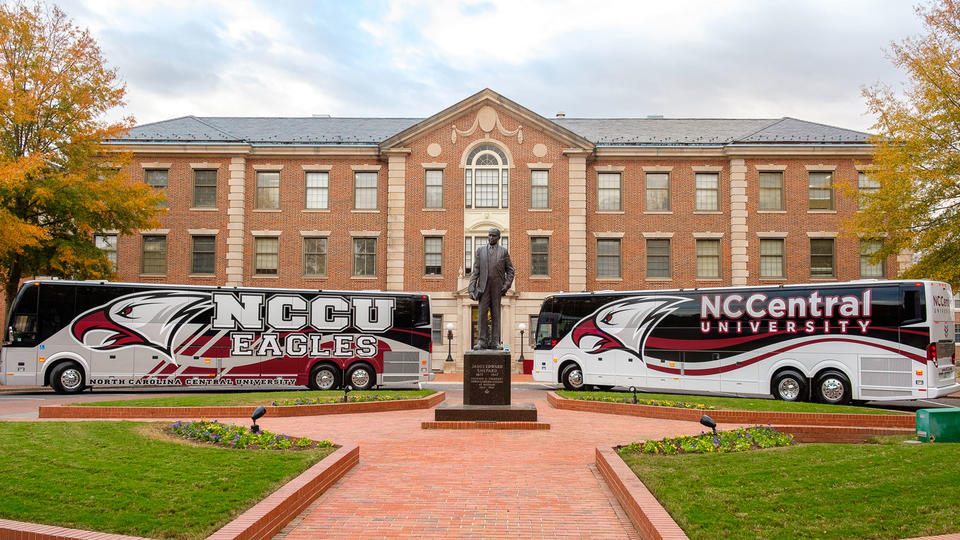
700,414,717,435
250,405,266,433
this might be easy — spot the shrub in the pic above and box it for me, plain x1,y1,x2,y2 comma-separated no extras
170,420,334,451
620,425,793,455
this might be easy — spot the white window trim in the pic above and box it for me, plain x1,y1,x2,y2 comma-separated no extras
757,231,788,238
693,232,724,239
420,229,447,236
251,230,282,237
805,165,837,172
593,231,625,238
421,162,447,169
642,232,674,238
187,228,219,235
349,230,382,237
691,165,723,172
253,164,283,171
806,231,839,238
754,164,788,171
301,164,332,172
351,164,382,172
142,162,172,169
642,165,673,172
526,229,554,237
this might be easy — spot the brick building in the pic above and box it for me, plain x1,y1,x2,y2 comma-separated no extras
103,88,899,371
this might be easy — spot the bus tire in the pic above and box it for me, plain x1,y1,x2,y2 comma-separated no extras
561,363,585,391
309,364,340,391
771,370,806,402
346,364,375,391
50,362,85,394
815,370,851,405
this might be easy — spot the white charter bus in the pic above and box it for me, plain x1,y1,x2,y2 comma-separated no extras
532,280,957,404
2,280,435,393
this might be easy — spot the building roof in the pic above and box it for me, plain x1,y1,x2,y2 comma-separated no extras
112,115,870,147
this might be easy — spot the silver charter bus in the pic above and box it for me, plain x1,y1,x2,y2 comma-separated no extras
532,280,957,404
2,280,435,393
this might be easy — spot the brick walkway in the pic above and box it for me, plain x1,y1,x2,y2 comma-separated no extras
257,388,711,539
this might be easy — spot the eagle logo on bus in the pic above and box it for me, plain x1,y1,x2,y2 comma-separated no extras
570,296,690,358
71,291,211,362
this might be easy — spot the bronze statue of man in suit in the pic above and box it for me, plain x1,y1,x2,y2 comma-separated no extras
468,228,515,350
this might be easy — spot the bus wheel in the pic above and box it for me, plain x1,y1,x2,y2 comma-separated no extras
772,370,805,401
815,370,851,405
51,362,85,394
346,364,375,391
561,364,585,391
309,364,340,391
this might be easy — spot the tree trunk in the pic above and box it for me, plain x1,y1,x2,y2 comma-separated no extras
4,259,22,321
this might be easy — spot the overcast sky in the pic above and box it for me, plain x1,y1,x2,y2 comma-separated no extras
57,0,924,133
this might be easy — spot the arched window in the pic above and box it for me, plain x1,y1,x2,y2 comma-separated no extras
464,144,509,209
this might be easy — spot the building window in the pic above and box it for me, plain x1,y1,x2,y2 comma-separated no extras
254,237,279,275
95,234,117,269
858,172,879,210
305,172,329,210
354,172,378,210
531,170,549,209
256,171,280,209
860,239,885,278
646,239,671,278
696,239,721,279
810,238,835,278
424,169,443,209
465,145,509,209
597,239,621,278
432,314,443,345
303,237,327,277
598,172,622,211
695,173,719,211
190,235,215,274
759,239,785,278
808,172,834,210
424,237,442,275
353,237,377,276
144,169,168,207
141,235,166,275
531,237,549,276
758,172,784,211
645,172,670,211
193,170,217,208
464,234,508,275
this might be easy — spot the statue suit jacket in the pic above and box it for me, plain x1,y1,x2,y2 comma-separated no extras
468,243,515,300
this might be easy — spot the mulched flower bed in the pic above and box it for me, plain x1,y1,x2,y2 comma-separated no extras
619,425,794,455
170,420,335,451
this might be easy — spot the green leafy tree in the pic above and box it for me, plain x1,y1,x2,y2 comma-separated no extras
854,0,960,288
0,2,162,314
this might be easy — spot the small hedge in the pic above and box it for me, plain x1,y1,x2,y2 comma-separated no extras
271,392,422,406
620,425,794,455
170,420,334,450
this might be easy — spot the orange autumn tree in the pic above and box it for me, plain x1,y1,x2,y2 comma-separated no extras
0,2,162,314
855,0,960,288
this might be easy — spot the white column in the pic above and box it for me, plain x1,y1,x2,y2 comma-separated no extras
225,157,246,287
386,153,407,291
730,159,748,286
568,154,587,292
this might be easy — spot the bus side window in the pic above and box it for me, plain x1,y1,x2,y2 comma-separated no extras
902,289,924,325
535,319,554,348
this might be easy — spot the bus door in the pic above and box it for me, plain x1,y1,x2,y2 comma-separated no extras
3,284,40,386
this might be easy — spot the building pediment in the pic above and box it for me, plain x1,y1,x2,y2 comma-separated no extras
378,88,595,153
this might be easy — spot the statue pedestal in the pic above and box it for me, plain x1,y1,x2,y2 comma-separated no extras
433,350,538,423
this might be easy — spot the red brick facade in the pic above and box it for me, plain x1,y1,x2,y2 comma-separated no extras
104,90,898,371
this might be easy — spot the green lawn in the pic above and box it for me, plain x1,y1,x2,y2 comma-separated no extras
557,390,906,415
80,389,434,407
619,436,960,539
0,422,335,538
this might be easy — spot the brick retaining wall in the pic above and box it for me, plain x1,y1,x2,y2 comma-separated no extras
38,391,444,419
595,447,689,540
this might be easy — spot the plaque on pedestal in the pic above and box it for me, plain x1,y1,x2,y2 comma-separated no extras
463,350,510,406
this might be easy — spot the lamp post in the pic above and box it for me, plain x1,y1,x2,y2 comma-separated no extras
445,322,454,362
518,322,526,363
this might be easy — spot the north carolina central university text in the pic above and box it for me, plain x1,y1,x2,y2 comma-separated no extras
699,290,873,334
